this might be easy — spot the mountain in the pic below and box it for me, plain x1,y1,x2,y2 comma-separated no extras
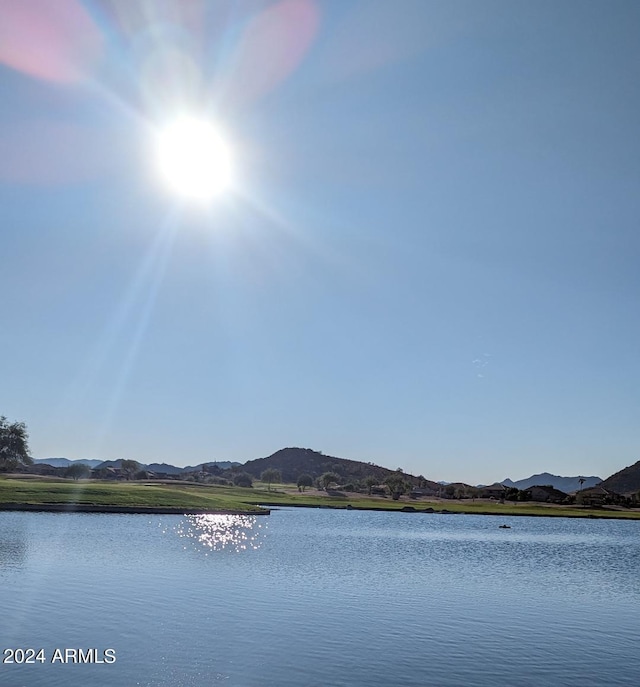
502,473,602,493
95,459,125,469
182,461,241,472
94,460,185,473
600,460,640,494
145,463,185,475
34,457,103,469
34,457,240,474
241,447,435,486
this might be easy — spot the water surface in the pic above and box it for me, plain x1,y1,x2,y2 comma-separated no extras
1,508,638,686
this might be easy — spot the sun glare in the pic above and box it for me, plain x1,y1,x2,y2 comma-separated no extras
155,116,233,201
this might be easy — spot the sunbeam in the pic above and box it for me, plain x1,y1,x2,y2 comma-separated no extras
93,215,180,455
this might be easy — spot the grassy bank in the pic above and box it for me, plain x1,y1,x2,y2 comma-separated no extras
261,492,640,519
0,477,268,514
2,476,639,519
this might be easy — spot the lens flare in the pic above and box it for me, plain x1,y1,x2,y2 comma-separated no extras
0,0,103,83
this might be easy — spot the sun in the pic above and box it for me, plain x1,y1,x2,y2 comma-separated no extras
155,116,233,201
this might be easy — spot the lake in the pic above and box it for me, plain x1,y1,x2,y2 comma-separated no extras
1,508,639,686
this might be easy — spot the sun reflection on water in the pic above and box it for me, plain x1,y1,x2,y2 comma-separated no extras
166,514,265,554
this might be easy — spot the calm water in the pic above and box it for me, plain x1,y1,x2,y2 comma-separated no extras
1,508,639,687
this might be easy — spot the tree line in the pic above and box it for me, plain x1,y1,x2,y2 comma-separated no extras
0,422,415,497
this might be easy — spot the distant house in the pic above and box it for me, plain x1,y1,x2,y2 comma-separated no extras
528,485,568,504
152,471,176,480
411,485,439,498
478,483,506,499
577,485,621,507
91,467,121,480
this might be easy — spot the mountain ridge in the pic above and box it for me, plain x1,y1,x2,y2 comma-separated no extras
502,473,602,493
33,458,240,473
33,453,624,492
34,457,103,469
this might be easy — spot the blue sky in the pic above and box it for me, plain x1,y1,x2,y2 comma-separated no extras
1,0,638,484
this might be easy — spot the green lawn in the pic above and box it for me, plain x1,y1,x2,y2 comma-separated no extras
0,477,269,513
1,477,639,519
261,493,640,519
256,485,640,519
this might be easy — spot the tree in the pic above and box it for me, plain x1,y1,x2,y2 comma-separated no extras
261,468,281,492
120,459,139,480
320,471,340,491
65,463,91,481
579,478,586,491
364,475,377,495
505,487,520,502
0,416,33,471
297,473,313,492
385,473,408,500
233,472,253,488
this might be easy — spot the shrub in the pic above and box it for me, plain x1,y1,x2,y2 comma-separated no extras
233,472,253,488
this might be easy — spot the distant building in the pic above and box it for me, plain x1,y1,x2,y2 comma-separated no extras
478,483,506,499
410,485,439,498
577,485,622,507
91,467,121,480
527,485,568,504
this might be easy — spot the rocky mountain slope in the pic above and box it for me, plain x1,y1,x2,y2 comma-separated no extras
600,460,640,494
242,447,434,486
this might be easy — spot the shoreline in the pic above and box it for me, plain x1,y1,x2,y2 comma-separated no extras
0,503,270,516
261,501,640,520
2,500,638,520
0,501,638,520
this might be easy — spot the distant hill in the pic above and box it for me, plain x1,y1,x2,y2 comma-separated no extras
182,461,241,472
600,460,640,494
92,459,240,473
34,458,240,474
145,463,185,475
34,457,103,469
241,447,434,486
95,459,124,469
502,473,602,493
